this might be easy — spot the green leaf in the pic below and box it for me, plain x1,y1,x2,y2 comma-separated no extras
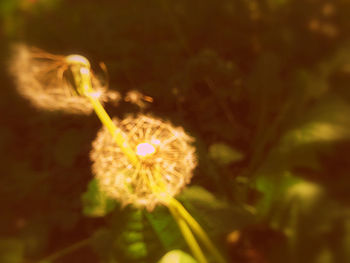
269,180,342,263
158,250,198,263
279,99,350,151
178,186,254,238
146,206,185,251
285,181,324,211
208,143,244,166
254,171,302,218
257,96,350,174
123,241,148,260
81,179,117,217
91,209,165,262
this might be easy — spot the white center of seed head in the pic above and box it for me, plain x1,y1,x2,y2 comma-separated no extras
136,143,156,157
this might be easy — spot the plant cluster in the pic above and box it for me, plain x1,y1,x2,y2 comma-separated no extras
1,1,350,263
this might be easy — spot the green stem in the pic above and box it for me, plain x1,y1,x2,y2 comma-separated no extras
86,93,139,166
37,238,91,263
168,205,208,263
169,198,227,263
69,63,139,167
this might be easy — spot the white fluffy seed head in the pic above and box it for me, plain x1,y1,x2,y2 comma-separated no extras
90,115,197,211
9,44,119,114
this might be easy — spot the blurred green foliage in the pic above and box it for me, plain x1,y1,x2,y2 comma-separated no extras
1,0,350,262
208,143,244,166
81,179,117,217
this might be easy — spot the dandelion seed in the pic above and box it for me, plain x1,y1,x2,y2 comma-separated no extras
9,44,120,114
90,115,197,211
124,90,153,110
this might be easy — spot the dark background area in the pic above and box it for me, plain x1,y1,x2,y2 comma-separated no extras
1,0,350,262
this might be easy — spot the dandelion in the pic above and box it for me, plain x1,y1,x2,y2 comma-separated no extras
9,44,120,114
90,114,197,211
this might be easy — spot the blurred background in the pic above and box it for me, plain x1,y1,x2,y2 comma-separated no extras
1,0,350,262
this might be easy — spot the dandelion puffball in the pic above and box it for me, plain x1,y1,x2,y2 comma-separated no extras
9,44,119,114
90,115,197,211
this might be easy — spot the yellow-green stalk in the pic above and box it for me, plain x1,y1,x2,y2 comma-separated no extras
168,204,208,263
66,55,139,166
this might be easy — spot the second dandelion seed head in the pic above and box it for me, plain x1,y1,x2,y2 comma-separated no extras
90,115,197,211
9,44,120,114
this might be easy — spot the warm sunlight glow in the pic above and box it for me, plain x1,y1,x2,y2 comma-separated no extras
88,90,102,99
80,67,90,75
65,54,91,68
136,142,156,157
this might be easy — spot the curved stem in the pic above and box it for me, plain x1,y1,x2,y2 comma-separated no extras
37,238,91,263
70,63,139,167
150,153,225,262
86,93,139,166
169,198,227,263
168,205,208,263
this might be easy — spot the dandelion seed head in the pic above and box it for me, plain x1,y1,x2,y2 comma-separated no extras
9,44,119,114
90,115,197,211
